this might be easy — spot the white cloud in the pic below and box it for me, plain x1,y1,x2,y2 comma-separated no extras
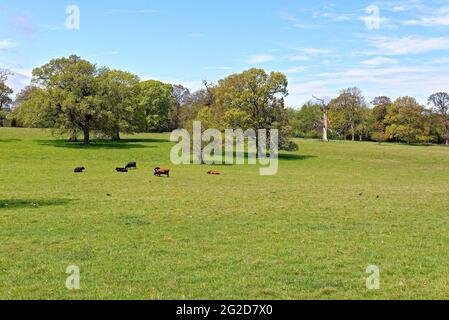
286,61,449,108
39,24,62,31
299,48,332,55
282,66,306,74
365,36,449,55
0,39,16,50
406,16,449,26
4,68,32,94
106,9,159,14
404,6,449,26
360,57,398,66
278,12,318,28
315,12,354,21
246,54,275,64
286,54,310,61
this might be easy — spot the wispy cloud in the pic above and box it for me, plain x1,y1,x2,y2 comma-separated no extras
246,54,275,64
298,48,332,55
364,36,449,55
278,12,318,28
314,11,354,21
106,9,159,15
4,67,32,94
0,39,16,50
405,6,449,26
360,56,398,66
40,24,62,31
282,66,306,74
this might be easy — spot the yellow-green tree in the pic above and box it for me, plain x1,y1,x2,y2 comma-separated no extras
385,97,429,144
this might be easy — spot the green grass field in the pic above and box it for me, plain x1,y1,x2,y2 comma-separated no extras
1,127,449,300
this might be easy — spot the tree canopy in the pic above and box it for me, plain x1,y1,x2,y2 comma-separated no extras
7,55,449,147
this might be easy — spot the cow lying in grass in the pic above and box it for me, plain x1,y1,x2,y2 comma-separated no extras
74,167,85,173
125,162,137,170
154,167,170,177
116,168,128,173
207,170,222,175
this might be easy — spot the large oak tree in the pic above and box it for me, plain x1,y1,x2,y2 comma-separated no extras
32,55,100,144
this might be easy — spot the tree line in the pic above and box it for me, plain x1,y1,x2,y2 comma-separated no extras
1,55,296,150
1,55,448,147
291,88,449,145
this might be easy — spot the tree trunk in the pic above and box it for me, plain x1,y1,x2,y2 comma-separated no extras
446,123,449,146
323,110,329,142
112,132,121,141
83,124,90,145
351,122,355,141
68,131,78,142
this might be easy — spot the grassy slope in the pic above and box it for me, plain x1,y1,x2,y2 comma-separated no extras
0,127,448,300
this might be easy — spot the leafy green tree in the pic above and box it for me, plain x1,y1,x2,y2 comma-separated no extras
213,68,296,150
223,108,251,129
428,92,449,145
385,97,428,144
139,80,176,132
171,84,191,129
292,102,323,138
97,69,141,140
31,55,101,144
177,89,209,129
371,96,391,132
0,69,13,127
353,105,373,141
10,86,55,128
329,87,366,141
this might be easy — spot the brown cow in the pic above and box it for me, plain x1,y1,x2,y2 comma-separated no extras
154,167,170,177
207,170,222,175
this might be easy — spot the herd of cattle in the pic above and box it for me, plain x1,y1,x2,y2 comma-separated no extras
74,163,222,177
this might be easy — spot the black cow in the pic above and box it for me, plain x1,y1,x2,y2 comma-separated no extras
74,167,85,173
125,162,137,170
116,168,128,173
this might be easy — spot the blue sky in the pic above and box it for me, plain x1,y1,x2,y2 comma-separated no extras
1,0,449,107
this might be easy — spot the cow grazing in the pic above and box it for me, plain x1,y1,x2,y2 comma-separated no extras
125,162,137,170
207,170,222,175
154,167,170,177
74,167,85,173
116,167,128,173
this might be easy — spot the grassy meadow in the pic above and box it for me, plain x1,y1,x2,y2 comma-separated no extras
0,127,449,300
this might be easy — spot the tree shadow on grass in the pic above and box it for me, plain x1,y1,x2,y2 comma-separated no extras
278,153,317,161
36,139,158,150
0,139,21,143
187,152,316,165
0,198,75,210
122,138,171,144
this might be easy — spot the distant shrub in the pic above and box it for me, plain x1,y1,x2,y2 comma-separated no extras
281,140,299,151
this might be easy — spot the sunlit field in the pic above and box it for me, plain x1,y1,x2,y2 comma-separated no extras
1,127,449,299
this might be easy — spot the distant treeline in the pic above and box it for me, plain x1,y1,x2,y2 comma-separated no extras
1,56,448,146
290,89,449,145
